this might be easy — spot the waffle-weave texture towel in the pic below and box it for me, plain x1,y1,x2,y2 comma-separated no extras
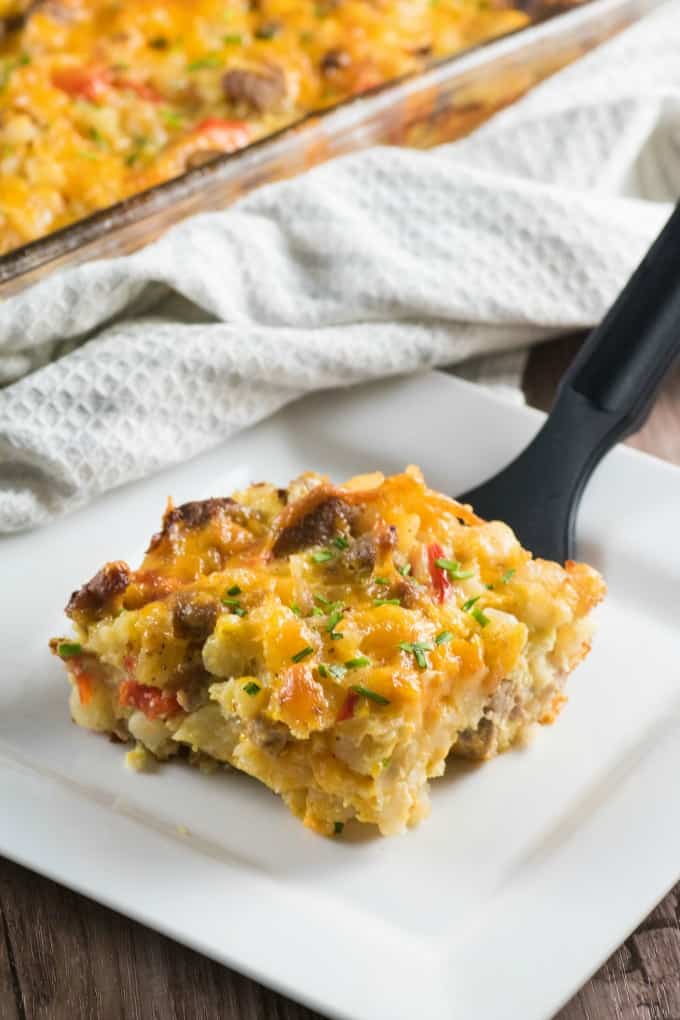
0,0,678,532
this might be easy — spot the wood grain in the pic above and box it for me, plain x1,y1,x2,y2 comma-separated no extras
1,341,678,1020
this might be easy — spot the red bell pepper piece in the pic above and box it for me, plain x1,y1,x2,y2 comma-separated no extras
191,117,251,152
428,542,451,603
119,680,181,720
52,66,112,102
336,690,359,722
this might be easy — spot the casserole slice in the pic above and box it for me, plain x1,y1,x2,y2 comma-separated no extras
51,467,605,836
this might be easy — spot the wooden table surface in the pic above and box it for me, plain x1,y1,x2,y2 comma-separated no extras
2,336,679,1020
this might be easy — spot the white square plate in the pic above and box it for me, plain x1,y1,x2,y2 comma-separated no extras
2,371,680,1020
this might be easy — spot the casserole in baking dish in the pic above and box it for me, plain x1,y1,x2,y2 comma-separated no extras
0,0,527,253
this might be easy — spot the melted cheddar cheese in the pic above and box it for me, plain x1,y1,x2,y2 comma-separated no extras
52,467,605,835
0,0,528,252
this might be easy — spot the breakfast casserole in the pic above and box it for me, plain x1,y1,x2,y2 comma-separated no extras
51,467,605,836
0,0,530,253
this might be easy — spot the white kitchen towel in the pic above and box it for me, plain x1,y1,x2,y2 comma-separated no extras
0,0,678,533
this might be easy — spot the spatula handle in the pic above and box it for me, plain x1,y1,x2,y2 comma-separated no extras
558,202,680,433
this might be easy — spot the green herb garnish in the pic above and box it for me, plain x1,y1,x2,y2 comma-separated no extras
161,109,183,128
399,640,434,669
345,656,371,670
461,596,490,627
397,563,411,576
435,630,453,645
311,549,334,563
314,593,332,608
374,577,390,586
222,596,246,616
501,568,516,584
223,33,243,44
255,22,279,38
243,681,261,696
227,585,242,596
373,598,400,607
58,641,82,658
350,684,390,705
148,36,169,49
188,55,221,70
333,535,349,550
326,608,344,634
381,757,391,768
435,557,475,580
333,821,344,834
77,150,100,161
290,603,302,616
292,646,314,663
318,663,346,680
89,127,107,148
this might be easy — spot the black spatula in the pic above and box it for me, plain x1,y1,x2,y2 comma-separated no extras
458,202,680,563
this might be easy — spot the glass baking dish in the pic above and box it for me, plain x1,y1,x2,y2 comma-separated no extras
0,0,663,297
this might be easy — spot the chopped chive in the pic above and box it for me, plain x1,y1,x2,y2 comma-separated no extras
311,549,334,563
89,127,106,147
333,535,349,550
318,662,346,680
292,646,314,663
221,596,247,616
435,630,453,645
374,577,390,586
381,757,391,768
187,55,221,70
350,684,390,705
330,632,343,640
462,595,481,612
58,641,82,658
290,603,302,616
162,108,183,127
373,598,401,607
255,23,279,38
227,585,242,596
470,606,490,628
485,583,495,590
326,608,344,633
314,593,332,608
345,656,371,670
312,606,325,616
397,563,412,576
243,681,261,696
223,33,243,44
435,557,475,580
333,820,344,834
399,640,434,669
501,568,516,584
